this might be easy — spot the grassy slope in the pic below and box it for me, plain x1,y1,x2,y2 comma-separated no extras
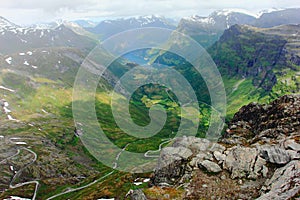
0,47,212,199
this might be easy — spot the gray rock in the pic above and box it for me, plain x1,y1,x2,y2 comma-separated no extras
157,146,193,169
259,145,290,164
153,146,193,185
284,139,300,151
199,160,222,173
251,156,267,179
189,152,212,167
262,165,269,178
287,150,300,160
208,143,226,153
257,160,300,200
130,189,147,200
223,146,258,179
213,151,226,163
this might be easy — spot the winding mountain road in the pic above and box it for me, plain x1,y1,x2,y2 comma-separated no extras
144,139,173,158
1,137,39,200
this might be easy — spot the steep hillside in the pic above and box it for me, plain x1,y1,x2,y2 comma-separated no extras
209,24,300,91
207,24,299,116
152,24,300,118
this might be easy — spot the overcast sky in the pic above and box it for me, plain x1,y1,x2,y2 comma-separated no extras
1,0,300,25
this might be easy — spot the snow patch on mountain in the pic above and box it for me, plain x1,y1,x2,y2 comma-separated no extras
23,61,30,66
183,15,216,24
0,86,15,93
257,8,285,17
5,57,12,64
213,9,257,17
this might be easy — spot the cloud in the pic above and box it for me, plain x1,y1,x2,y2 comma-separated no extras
0,0,300,25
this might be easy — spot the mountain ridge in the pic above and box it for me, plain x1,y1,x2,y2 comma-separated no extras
177,8,300,47
0,16,97,54
87,15,177,39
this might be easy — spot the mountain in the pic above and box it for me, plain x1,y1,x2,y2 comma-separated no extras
63,21,99,39
73,19,97,28
0,17,96,54
0,9,300,199
177,9,257,48
209,24,300,91
153,23,299,117
206,24,300,116
256,8,300,28
88,15,177,39
146,94,300,199
0,16,181,200
176,8,300,48
0,16,20,31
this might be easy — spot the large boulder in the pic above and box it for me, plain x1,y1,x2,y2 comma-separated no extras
198,160,222,173
152,146,193,185
259,145,291,165
223,146,265,179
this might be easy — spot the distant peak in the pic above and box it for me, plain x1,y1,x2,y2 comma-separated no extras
0,16,19,28
257,8,285,17
211,9,257,18
135,15,163,19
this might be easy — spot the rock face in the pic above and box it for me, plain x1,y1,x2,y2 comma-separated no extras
209,24,300,91
152,94,300,199
223,146,259,179
259,145,291,165
258,160,300,200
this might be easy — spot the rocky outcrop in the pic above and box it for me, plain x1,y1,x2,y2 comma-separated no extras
223,94,300,145
258,160,300,200
152,146,193,185
151,94,300,199
223,146,261,179
259,145,291,165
